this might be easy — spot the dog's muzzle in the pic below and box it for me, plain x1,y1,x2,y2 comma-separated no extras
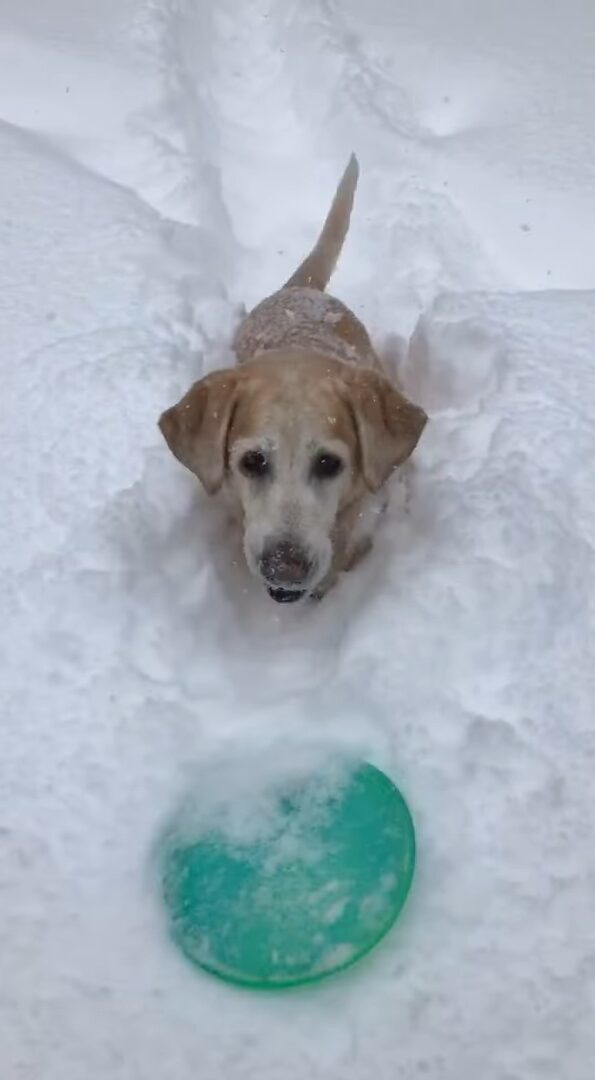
259,540,312,603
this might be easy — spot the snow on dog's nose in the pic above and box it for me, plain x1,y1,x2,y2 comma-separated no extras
259,539,313,602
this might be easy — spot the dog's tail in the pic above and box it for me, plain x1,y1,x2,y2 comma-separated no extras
284,154,359,292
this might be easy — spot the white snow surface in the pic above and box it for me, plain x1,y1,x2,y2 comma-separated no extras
2,0,595,1077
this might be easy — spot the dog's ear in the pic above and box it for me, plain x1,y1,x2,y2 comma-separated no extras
345,369,427,491
158,369,238,494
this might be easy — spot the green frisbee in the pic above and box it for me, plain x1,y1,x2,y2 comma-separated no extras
160,753,415,988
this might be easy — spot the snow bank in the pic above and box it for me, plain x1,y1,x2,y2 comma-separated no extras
1,1,595,1078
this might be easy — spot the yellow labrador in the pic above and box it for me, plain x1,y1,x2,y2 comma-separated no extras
159,156,427,603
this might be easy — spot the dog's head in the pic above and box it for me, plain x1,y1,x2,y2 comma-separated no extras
159,353,426,602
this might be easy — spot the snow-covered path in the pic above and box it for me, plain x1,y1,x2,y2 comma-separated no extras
2,2,595,1077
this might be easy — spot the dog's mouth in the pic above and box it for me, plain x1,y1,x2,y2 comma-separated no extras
267,586,306,604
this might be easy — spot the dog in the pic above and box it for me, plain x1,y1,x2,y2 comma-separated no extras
159,155,427,603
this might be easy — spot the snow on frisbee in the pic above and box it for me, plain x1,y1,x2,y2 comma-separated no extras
158,747,415,988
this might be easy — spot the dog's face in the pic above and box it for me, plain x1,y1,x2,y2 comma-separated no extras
159,353,426,602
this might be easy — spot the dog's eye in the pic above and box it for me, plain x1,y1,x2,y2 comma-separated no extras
311,452,344,480
240,449,270,478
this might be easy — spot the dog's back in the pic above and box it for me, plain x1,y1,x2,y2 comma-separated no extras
233,155,380,370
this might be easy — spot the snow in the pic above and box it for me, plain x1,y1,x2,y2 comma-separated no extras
1,0,595,1077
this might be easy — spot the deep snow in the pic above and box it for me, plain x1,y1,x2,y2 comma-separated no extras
1,1,595,1078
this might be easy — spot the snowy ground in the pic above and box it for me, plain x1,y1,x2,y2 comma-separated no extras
2,1,595,1077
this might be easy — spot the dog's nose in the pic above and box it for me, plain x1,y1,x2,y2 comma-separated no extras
259,540,312,587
